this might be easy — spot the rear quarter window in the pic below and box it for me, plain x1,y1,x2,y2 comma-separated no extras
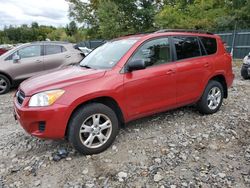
199,37,217,55
45,45,66,55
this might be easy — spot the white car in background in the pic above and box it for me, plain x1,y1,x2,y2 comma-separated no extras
78,47,92,57
241,52,250,79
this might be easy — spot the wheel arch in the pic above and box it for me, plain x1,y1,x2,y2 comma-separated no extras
208,74,228,98
0,71,13,86
65,96,125,138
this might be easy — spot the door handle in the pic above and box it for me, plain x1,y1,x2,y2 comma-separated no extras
65,55,71,58
166,69,175,75
36,60,42,63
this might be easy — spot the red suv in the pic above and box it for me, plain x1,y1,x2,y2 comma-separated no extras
14,30,234,154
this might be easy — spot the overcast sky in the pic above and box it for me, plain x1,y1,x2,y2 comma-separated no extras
0,0,70,29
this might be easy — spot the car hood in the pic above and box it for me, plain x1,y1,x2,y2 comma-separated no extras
20,66,106,96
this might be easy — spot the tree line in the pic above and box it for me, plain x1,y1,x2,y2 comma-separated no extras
1,0,250,43
0,21,87,44
67,0,250,39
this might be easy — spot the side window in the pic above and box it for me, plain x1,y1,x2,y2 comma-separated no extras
130,37,171,67
200,41,207,56
18,45,41,59
62,46,66,52
45,45,65,55
200,37,217,55
173,36,201,60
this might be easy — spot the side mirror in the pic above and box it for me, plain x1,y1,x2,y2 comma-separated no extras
13,54,20,63
126,59,146,72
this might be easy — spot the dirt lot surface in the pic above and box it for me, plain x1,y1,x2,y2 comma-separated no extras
0,66,250,188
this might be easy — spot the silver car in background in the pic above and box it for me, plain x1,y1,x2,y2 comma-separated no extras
0,41,84,94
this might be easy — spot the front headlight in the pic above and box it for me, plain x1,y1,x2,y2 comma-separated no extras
29,89,65,107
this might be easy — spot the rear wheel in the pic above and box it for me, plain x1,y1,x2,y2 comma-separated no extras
0,74,11,95
197,80,224,114
68,103,119,155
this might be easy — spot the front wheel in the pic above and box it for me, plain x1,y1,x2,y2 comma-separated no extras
0,74,11,95
68,103,119,155
197,80,224,114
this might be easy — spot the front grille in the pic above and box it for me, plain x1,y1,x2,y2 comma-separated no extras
17,90,25,105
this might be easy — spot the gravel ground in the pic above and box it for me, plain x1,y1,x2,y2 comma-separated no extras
0,66,249,188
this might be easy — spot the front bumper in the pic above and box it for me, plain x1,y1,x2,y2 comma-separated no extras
13,97,69,139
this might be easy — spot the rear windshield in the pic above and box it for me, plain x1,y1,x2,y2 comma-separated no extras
199,37,217,55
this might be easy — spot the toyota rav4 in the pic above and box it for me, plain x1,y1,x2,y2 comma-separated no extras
14,30,234,155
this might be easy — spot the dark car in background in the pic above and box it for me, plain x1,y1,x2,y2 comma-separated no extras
0,41,84,94
241,52,250,79
76,40,106,49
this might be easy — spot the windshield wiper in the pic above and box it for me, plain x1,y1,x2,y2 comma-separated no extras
80,65,92,69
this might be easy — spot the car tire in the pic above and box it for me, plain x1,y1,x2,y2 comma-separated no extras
197,80,224,114
0,74,11,95
68,103,119,155
241,66,249,80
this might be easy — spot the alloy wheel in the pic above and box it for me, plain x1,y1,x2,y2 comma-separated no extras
207,86,222,110
0,78,7,93
79,113,112,149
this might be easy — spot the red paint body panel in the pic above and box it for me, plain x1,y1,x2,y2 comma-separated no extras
14,98,69,139
123,62,176,121
0,49,8,56
13,32,234,139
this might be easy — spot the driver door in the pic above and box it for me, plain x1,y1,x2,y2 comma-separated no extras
10,45,44,80
123,37,177,119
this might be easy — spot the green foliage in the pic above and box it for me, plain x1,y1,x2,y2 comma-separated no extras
31,22,39,29
1,0,250,44
97,1,123,39
47,28,67,41
234,0,250,28
155,5,185,29
65,21,78,36
156,0,250,31
67,0,250,38
134,0,156,31
67,0,158,38
0,22,87,44
155,0,228,31
0,24,56,44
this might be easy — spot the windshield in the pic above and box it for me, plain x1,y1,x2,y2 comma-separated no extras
1,44,25,60
80,39,138,69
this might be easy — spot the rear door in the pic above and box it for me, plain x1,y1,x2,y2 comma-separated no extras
173,36,213,105
10,45,44,80
43,44,68,71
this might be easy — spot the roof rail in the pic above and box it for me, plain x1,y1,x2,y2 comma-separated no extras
122,31,155,37
31,41,70,44
155,29,214,35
